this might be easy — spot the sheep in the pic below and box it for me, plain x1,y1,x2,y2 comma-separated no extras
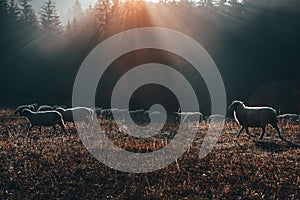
149,111,163,123
37,105,54,111
56,107,94,125
277,114,299,124
20,109,65,133
228,100,283,139
14,103,38,115
130,109,145,118
112,109,129,121
207,114,225,123
174,112,203,123
97,108,118,120
129,109,145,123
93,107,103,118
184,112,203,123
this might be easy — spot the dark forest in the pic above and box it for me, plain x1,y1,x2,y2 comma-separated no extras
0,0,299,115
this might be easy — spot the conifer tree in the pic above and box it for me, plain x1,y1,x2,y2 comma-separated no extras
39,0,63,35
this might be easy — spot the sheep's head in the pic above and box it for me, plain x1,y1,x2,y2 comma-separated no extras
55,107,65,114
14,106,27,115
228,100,243,112
14,108,21,115
30,103,38,111
20,109,31,117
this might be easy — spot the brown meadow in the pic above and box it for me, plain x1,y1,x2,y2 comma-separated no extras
0,109,299,199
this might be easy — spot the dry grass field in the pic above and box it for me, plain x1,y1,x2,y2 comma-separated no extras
0,109,299,199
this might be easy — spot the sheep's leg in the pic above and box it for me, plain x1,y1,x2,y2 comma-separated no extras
27,125,33,137
60,124,66,133
259,126,266,140
53,125,56,134
57,120,65,133
273,124,283,139
236,127,245,138
39,126,42,134
245,127,255,137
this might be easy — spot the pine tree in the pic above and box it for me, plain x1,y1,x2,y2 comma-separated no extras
39,0,63,35
66,19,72,34
0,0,8,23
72,0,83,18
72,17,78,32
7,0,19,23
94,0,111,37
66,0,83,27
86,2,92,14
19,0,37,26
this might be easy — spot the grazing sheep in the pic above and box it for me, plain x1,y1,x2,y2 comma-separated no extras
277,114,300,124
37,105,54,111
184,112,203,123
14,103,38,115
129,109,145,123
112,109,129,121
207,114,225,123
149,111,163,123
56,107,93,125
174,112,203,123
130,109,145,118
20,109,65,133
93,107,103,118
174,112,186,121
228,100,283,139
97,108,119,120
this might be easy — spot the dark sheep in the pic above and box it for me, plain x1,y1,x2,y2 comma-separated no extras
20,109,65,133
228,100,283,139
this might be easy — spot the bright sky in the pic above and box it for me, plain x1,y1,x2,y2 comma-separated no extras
31,0,98,24
31,0,97,12
31,0,243,24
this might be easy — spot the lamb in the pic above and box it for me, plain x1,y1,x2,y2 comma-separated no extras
228,100,283,139
20,109,65,133
277,114,299,124
14,103,38,115
56,107,94,125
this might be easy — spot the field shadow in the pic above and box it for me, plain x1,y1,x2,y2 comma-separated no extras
254,139,300,153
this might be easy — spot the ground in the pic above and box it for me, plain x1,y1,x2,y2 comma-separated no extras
0,109,299,199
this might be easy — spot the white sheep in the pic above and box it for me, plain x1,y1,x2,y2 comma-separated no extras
149,111,163,123
184,112,203,123
129,109,145,123
14,103,38,115
20,109,65,133
228,100,283,139
112,109,129,121
56,107,94,125
174,112,203,123
277,114,299,124
207,114,225,123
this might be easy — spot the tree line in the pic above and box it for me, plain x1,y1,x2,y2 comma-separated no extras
0,0,299,114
